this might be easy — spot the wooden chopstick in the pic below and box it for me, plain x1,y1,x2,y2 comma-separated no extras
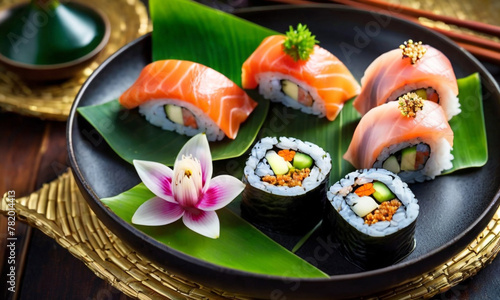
268,0,500,64
431,26,500,53
456,42,500,64
329,0,500,63
351,0,500,38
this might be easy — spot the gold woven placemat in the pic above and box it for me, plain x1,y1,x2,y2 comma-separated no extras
0,0,150,121
1,169,499,299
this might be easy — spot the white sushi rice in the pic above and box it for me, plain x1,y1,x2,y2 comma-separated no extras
387,82,460,120
372,137,454,183
256,72,326,118
138,99,225,141
327,169,419,237
244,137,332,196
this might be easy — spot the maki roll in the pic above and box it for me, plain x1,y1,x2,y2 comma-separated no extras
241,25,360,121
353,40,460,120
325,168,419,270
344,94,454,183
119,60,257,141
241,137,331,234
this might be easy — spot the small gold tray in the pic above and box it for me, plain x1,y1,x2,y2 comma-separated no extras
0,0,150,121
1,170,499,299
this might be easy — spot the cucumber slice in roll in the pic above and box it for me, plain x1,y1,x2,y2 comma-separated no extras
265,151,289,175
292,152,313,169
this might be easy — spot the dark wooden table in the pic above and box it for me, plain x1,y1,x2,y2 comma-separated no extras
1,1,500,299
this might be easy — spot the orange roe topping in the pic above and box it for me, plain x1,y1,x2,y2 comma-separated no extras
354,183,375,197
278,149,296,162
364,199,402,225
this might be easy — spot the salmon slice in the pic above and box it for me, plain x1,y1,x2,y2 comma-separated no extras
353,46,458,118
343,100,453,169
119,60,258,139
241,35,360,121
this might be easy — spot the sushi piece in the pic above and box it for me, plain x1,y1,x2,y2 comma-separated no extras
325,168,419,270
119,60,258,141
344,94,454,183
353,40,460,120
241,136,331,234
241,24,360,121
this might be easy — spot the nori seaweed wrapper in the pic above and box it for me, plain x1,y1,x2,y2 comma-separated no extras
241,174,328,234
323,203,416,270
324,169,418,270
240,137,332,234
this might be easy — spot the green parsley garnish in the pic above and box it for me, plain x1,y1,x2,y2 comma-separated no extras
283,24,319,61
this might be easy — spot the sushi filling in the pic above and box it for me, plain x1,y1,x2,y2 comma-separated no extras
398,88,439,104
281,80,314,107
350,181,402,225
260,149,313,187
377,143,430,174
164,104,198,129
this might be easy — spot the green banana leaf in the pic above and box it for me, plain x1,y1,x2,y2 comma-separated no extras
101,183,328,278
445,72,488,173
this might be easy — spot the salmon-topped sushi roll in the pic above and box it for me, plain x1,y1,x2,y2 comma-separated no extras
353,40,460,120
119,60,258,141
241,24,360,121
344,93,454,183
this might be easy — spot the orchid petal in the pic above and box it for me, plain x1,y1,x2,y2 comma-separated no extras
183,210,220,239
133,160,175,202
175,133,212,187
131,196,184,226
197,175,245,211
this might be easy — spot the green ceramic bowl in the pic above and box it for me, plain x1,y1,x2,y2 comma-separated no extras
0,1,110,81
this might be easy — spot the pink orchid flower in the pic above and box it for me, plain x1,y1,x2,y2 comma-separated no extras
131,133,245,238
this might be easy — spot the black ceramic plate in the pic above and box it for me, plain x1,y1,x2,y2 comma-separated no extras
67,5,500,299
